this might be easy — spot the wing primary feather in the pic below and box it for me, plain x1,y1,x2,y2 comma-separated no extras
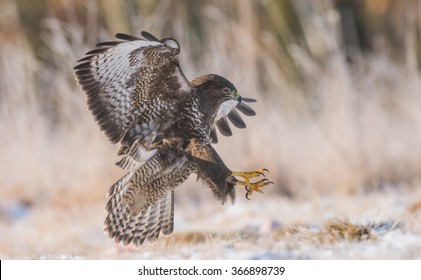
227,109,246,128
216,118,232,136
115,33,142,41
82,82,101,93
96,41,121,47
84,48,109,56
236,103,256,116
77,77,97,87
141,31,160,42
73,61,92,70
242,97,257,103
210,127,218,144
74,69,92,77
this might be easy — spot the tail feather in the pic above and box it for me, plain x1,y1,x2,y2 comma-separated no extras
105,172,132,213
145,200,161,242
161,191,174,235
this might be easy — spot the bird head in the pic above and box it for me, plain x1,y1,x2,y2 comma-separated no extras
192,74,241,104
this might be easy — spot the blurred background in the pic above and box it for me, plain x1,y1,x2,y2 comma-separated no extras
1,0,421,259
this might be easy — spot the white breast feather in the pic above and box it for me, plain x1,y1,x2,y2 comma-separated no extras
215,100,238,121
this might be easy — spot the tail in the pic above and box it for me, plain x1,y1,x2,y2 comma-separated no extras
104,148,191,247
104,175,175,247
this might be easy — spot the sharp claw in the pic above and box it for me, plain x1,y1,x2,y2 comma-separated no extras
259,169,269,177
259,178,269,183
245,192,251,200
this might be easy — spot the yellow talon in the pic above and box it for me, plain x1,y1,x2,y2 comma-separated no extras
245,179,273,199
231,169,273,199
232,168,268,178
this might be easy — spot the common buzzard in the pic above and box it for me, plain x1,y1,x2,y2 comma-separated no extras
74,31,272,247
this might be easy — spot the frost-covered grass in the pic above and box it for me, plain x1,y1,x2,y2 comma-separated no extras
1,1,421,259
1,186,421,259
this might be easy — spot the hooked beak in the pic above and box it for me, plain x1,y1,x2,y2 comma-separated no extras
234,91,242,103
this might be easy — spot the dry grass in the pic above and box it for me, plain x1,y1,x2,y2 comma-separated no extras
1,0,421,259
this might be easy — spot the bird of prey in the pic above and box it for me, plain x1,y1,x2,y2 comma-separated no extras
74,31,272,247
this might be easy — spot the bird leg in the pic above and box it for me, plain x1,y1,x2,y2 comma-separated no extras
231,169,273,199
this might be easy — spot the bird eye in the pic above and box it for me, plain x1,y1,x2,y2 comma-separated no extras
222,87,230,94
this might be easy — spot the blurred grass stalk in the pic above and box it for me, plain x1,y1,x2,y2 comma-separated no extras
0,0,421,204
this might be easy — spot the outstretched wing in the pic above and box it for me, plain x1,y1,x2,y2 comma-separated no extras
210,97,257,143
73,32,192,144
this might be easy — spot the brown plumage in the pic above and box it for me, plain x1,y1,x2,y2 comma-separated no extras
74,31,264,247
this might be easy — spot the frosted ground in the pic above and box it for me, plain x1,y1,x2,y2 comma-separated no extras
1,180,421,259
